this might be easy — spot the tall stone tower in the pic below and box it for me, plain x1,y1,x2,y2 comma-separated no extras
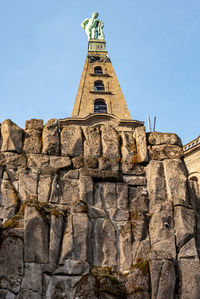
60,12,143,131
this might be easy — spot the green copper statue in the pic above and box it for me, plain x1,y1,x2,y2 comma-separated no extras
81,12,105,40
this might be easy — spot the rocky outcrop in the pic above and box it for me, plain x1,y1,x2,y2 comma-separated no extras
0,121,198,298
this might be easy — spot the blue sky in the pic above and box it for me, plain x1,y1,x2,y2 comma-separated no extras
0,0,199,144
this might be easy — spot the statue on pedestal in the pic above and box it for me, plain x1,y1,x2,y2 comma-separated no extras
81,12,105,40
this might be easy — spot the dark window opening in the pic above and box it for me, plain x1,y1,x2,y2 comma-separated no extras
94,99,107,113
94,80,105,91
94,66,103,74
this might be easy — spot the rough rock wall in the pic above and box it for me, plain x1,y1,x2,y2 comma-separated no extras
0,118,199,299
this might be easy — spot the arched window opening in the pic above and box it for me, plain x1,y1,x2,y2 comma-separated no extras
94,99,107,113
94,66,103,74
94,80,105,91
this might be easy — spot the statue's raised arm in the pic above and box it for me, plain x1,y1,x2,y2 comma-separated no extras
81,12,105,40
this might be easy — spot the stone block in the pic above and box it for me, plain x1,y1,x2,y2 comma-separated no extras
21,263,43,294
23,129,42,154
133,126,148,163
123,175,146,186
148,144,183,160
27,153,49,169
178,258,200,299
42,118,60,155
145,160,167,203
72,156,84,168
164,159,189,202
101,125,120,159
174,206,195,249
0,236,23,277
59,178,80,205
49,155,71,169
55,259,90,275
49,214,64,264
125,263,149,294
84,157,98,168
83,126,101,157
38,175,52,203
121,131,137,163
24,206,49,263
118,222,133,272
25,119,43,130
61,125,83,157
1,119,23,153
19,172,38,202
3,152,27,168
149,202,176,260
0,179,19,220
150,259,175,299
74,274,98,299
147,131,182,146
178,238,198,259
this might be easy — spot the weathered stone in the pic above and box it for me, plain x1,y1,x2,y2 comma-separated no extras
93,218,117,267
25,119,43,130
1,119,23,153
72,213,92,260
74,275,98,299
49,214,64,264
61,125,83,157
129,186,149,212
0,290,15,299
80,175,93,205
42,119,60,155
174,206,195,249
72,156,84,168
19,172,38,202
83,126,101,157
133,126,148,163
24,206,49,263
164,159,189,202
150,259,175,299
84,157,98,168
61,169,79,179
123,175,146,186
178,238,198,258
148,144,183,160
60,213,91,263
101,125,120,159
23,129,42,154
99,276,125,297
130,209,148,241
3,152,27,168
19,289,41,299
178,258,200,299
0,236,23,277
55,259,90,275
49,155,71,169
27,154,49,168
38,175,52,203
0,179,19,219
145,160,166,203
147,131,182,146
132,239,151,264
118,222,133,272
125,262,149,294
121,132,137,163
21,263,42,294
149,202,176,260
99,157,119,171
59,178,79,205
49,174,59,203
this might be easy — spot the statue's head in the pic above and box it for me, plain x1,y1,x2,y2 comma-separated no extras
92,12,98,19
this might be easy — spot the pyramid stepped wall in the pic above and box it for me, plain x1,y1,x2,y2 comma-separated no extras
0,118,200,298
